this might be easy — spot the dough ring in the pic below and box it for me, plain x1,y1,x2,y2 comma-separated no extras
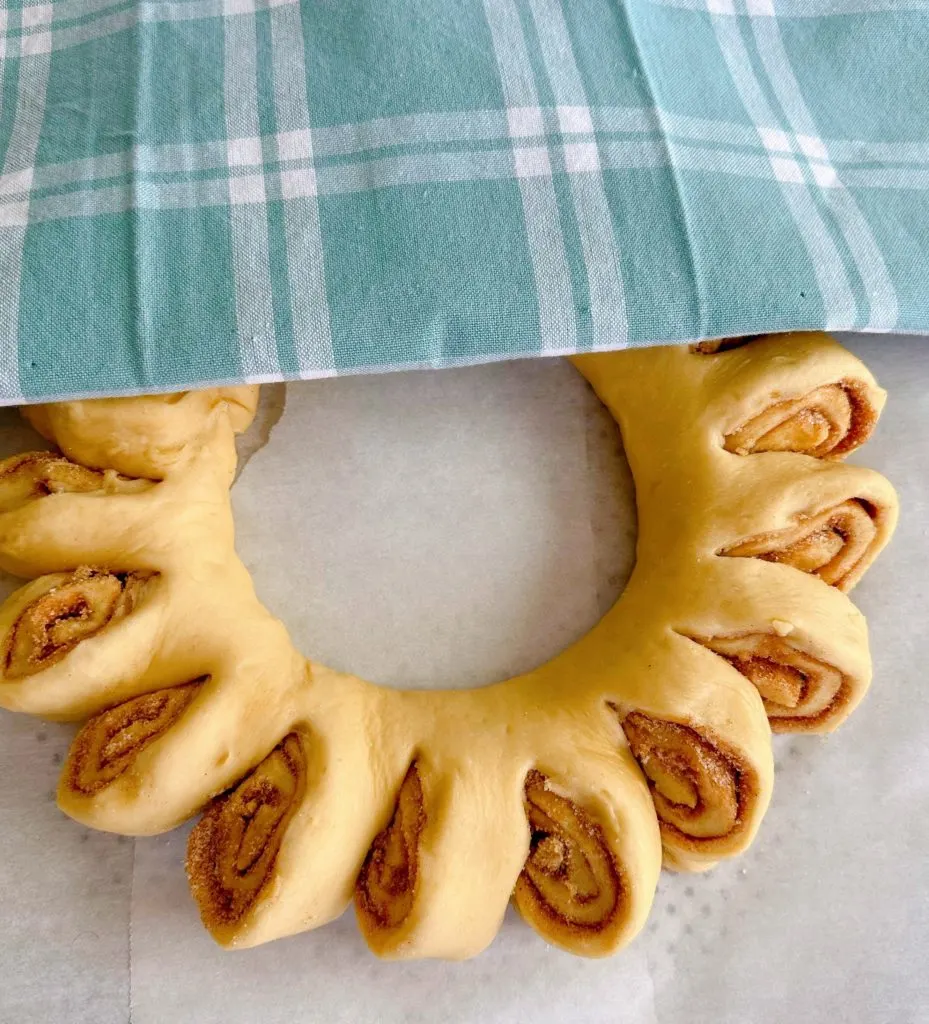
0,333,898,960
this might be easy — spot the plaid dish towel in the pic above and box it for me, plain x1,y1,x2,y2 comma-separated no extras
0,0,927,403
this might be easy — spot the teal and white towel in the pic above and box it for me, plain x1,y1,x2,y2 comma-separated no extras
0,0,926,402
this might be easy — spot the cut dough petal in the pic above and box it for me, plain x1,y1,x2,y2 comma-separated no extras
621,712,755,851
724,381,876,459
511,739,661,958
721,498,881,591
0,569,176,719
187,734,307,929
64,681,203,796
698,633,855,732
516,771,626,945
354,758,530,960
59,664,298,834
0,568,154,680
22,386,258,479
356,763,426,935
0,452,147,512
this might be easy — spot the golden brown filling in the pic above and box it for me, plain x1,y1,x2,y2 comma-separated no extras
689,337,760,354
514,770,623,935
622,712,742,843
698,634,847,729
66,682,202,795
724,382,872,459
0,452,107,513
720,499,877,590
2,567,154,679
742,657,805,707
355,764,426,931
187,734,306,926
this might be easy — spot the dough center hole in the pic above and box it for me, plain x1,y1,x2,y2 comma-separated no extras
233,359,636,690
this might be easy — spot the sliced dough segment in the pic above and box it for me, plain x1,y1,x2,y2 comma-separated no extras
355,757,529,960
0,452,148,512
188,733,307,929
65,681,203,796
690,332,884,459
723,381,877,459
704,456,898,595
59,656,300,834
356,763,426,937
0,490,159,578
700,633,852,731
512,735,661,957
720,496,886,592
186,670,410,950
670,553,872,734
621,713,743,842
606,632,774,869
0,568,148,679
22,386,259,479
0,568,172,719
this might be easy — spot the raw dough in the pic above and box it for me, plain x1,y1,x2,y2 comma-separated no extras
0,335,898,959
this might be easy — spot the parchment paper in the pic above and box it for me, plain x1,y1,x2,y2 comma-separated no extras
1,336,926,1023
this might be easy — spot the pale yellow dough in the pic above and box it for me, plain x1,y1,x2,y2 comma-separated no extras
0,334,898,961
